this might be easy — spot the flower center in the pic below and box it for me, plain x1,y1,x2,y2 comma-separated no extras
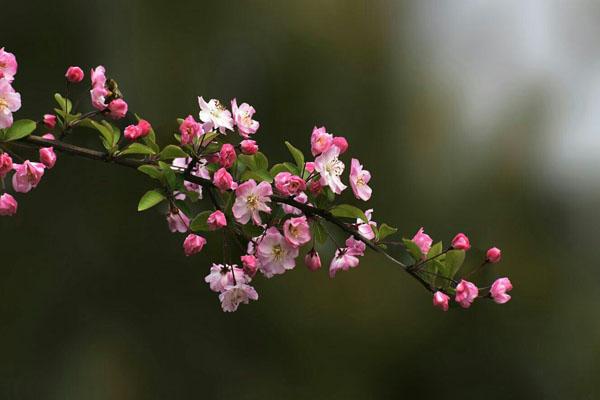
356,175,365,186
272,245,283,260
246,194,259,209
325,157,344,176
0,97,7,110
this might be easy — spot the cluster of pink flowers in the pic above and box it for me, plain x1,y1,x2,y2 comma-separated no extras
0,48,21,129
89,65,128,119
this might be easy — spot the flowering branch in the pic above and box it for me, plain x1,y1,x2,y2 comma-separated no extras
0,47,514,312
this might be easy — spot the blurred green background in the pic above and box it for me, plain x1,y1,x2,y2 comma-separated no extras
1,1,599,399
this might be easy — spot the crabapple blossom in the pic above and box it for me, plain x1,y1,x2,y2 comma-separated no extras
451,233,471,251
310,126,333,156
490,277,513,304
198,97,233,134
486,247,502,263
256,227,299,278
0,78,21,129
274,172,306,196
357,209,376,240
213,168,236,192
219,143,236,169
219,283,258,312
207,210,227,230
183,233,207,256
90,86,109,110
43,114,57,129
179,115,203,145
349,158,372,201
39,147,56,168
240,139,258,155
241,255,258,277
283,216,311,247
0,48,17,82
232,179,272,225
412,227,433,257
166,210,190,233
314,145,346,194
108,99,128,119
0,193,17,216
308,178,322,196
231,98,259,138
305,161,315,173
137,119,152,137
12,160,45,193
305,249,322,271
90,65,106,88
329,236,366,278
65,66,84,83
332,136,348,153
124,124,141,141
205,264,247,293
455,280,479,309
0,153,13,177
433,291,450,311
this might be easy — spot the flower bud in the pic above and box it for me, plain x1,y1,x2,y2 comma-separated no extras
137,119,152,137
455,279,478,308
0,153,13,177
304,161,315,173
108,99,128,120
207,210,227,230
486,247,502,263
39,147,57,169
432,291,449,311
213,168,236,192
219,143,237,169
241,255,258,277
183,233,207,256
124,125,141,141
240,139,258,155
0,193,18,216
65,66,84,83
490,277,513,304
451,233,471,250
332,136,348,153
305,249,322,271
43,114,57,129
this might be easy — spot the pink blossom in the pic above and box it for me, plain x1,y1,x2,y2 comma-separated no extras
305,249,322,271
349,158,372,201
207,210,227,230
198,97,233,134
332,136,348,153
108,99,128,119
0,78,21,129
274,172,306,196
241,255,258,277
65,66,84,83
310,126,333,156
0,153,13,177
0,193,17,216
411,227,433,257
308,179,322,196
219,283,258,312
183,233,207,256
486,247,502,263
231,98,259,138
232,179,272,225
281,191,308,215
39,147,57,169
90,66,106,88
90,86,109,110
314,145,347,194
451,233,471,250
179,115,203,145
219,143,237,169
357,209,377,240
346,236,366,256
305,161,315,173
0,48,17,82
329,236,366,277
11,161,45,193
213,168,236,192
490,277,513,304
256,227,299,277
124,124,142,141
283,216,311,247
240,139,258,155
433,291,450,311
43,114,57,129
137,119,152,137
455,280,479,309
166,210,189,233
205,264,247,293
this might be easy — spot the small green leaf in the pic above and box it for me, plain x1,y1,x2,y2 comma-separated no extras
3,119,37,141
270,163,295,176
329,204,368,223
442,249,466,279
90,120,115,151
138,190,165,211
402,238,424,260
190,210,213,232
54,93,72,113
427,241,443,259
159,144,188,160
285,141,305,170
311,220,328,244
238,154,257,170
119,143,156,156
138,165,163,180
377,223,398,241
199,131,220,146
242,223,264,238
159,161,177,189
254,152,269,171
241,169,273,183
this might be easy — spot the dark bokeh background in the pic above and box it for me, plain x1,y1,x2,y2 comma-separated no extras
1,1,599,399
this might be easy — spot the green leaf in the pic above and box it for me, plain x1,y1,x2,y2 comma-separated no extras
329,204,368,223
159,144,188,160
285,141,305,170
442,249,466,280
402,238,424,260
427,241,443,259
159,161,177,189
241,169,273,183
199,131,220,146
311,220,328,244
377,223,398,241
137,190,165,211
242,223,264,238
90,120,116,151
254,152,269,171
119,143,156,156
270,163,295,176
54,93,72,113
137,165,163,180
238,154,257,170
190,210,213,232
3,119,37,141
